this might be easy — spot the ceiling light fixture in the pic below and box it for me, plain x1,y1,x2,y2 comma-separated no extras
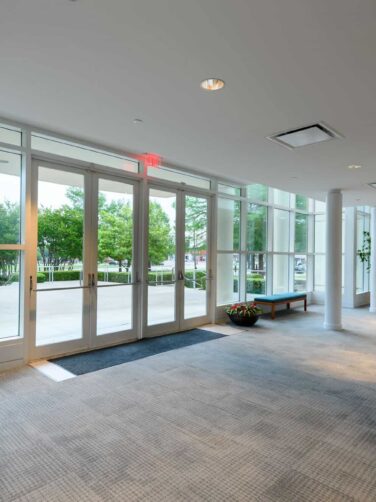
200,78,225,91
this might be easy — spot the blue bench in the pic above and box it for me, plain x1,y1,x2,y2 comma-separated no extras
253,292,307,319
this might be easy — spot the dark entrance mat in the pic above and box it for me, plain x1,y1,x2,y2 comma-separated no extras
51,329,226,375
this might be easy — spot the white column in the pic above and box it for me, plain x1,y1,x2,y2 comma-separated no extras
324,189,343,330
370,207,376,312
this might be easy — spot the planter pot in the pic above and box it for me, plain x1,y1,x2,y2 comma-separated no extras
227,313,259,327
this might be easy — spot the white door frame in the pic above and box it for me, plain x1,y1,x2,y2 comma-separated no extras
29,159,141,360
144,185,213,338
89,171,140,349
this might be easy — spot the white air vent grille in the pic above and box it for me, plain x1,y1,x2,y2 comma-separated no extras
267,123,341,149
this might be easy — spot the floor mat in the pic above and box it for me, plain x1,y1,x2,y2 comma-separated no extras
51,329,226,375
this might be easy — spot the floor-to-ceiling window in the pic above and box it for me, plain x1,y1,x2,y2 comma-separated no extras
0,140,23,340
356,206,371,294
216,188,241,305
0,117,336,365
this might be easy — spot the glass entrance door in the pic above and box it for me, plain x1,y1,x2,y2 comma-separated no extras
145,188,211,336
146,188,179,334
182,194,210,327
30,161,139,359
91,175,138,347
30,162,91,358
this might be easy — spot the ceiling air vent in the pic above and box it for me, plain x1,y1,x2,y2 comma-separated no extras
267,122,342,149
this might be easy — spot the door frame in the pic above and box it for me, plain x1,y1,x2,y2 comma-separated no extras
89,171,140,349
143,184,213,338
29,159,141,360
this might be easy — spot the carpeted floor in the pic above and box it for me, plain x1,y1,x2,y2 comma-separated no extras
52,329,226,375
1,305,376,501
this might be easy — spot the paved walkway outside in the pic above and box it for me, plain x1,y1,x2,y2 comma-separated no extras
0,281,207,345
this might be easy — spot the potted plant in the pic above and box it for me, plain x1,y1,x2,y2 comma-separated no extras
226,302,262,327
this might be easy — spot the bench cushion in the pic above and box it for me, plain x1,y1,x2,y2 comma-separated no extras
253,292,306,303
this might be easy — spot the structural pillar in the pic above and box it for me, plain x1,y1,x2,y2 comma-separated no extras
324,189,343,330
369,207,376,312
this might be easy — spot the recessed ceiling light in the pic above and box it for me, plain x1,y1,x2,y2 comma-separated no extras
133,118,143,124
348,164,362,169
200,78,225,91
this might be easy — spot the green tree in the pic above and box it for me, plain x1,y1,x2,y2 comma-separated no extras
295,213,308,253
185,196,207,269
148,201,174,268
0,202,20,280
98,200,133,271
38,205,83,270
66,186,106,211
0,201,19,244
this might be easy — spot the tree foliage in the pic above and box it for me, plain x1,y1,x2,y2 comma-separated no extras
184,196,207,269
148,201,174,267
0,201,20,278
98,200,133,271
357,230,371,271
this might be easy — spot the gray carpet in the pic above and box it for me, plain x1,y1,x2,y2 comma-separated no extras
1,306,376,501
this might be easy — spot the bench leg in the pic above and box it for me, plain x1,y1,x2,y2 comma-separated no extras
304,298,307,312
271,304,276,320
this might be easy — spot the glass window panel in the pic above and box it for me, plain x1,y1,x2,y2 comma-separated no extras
36,289,83,346
294,255,307,292
273,189,290,207
295,213,308,253
217,254,240,305
0,125,22,146
273,209,290,252
315,200,326,213
0,150,21,244
218,183,241,196
147,189,176,325
356,210,370,293
97,179,134,335
148,166,210,190
314,255,325,292
295,195,308,211
246,253,266,299
247,203,267,251
32,134,138,173
217,198,240,251
273,255,289,293
184,195,208,319
36,167,85,346
247,184,268,202
315,214,326,253
0,251,21,339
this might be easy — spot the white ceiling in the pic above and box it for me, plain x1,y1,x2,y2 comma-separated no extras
1,0,376,205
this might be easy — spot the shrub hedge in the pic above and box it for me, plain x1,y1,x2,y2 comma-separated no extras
4,270,265,293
